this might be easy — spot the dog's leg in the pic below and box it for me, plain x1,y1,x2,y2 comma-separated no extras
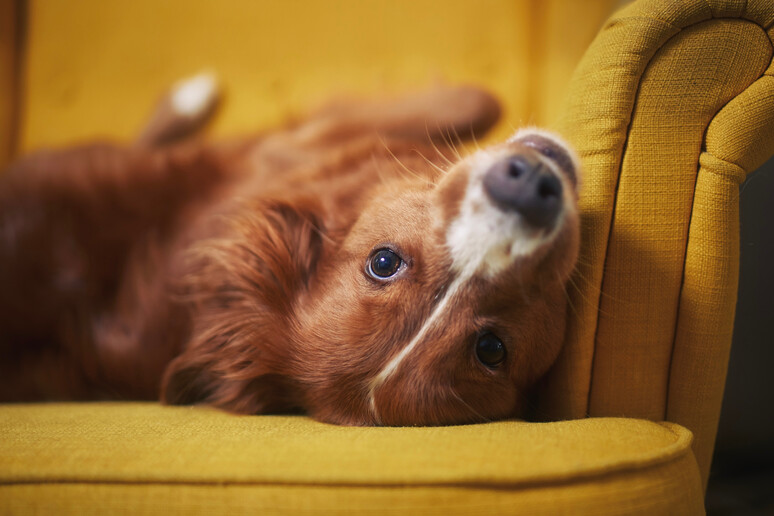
237,86,502,182
299,85,501,146
0,69,227,304
136,72,221,148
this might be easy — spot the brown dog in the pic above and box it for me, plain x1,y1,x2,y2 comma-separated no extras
0,76,580,426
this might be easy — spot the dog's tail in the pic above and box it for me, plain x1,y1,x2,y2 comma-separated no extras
136,72,221,148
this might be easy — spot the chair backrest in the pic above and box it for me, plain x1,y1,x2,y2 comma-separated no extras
536,0,774,491
3,0,621,164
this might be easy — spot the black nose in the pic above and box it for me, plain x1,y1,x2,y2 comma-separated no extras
482,155,563,229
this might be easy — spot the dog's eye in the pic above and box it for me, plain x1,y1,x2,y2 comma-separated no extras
475,333,506,368
367,249,403,279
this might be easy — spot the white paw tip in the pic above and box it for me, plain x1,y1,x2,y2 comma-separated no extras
171,72,219,117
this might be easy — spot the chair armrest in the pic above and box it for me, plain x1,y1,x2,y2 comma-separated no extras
538,0,774,490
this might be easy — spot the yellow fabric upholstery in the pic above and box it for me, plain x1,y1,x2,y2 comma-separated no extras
539,0,774,491
0,403,703,515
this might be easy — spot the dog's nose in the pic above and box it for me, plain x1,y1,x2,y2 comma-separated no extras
482,155,563,229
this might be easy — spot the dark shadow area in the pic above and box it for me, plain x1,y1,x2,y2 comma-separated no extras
706,155,774,515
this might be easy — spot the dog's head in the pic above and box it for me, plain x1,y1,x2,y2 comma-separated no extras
162,129,581,426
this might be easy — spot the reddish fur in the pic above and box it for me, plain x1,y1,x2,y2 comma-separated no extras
0,86,578,426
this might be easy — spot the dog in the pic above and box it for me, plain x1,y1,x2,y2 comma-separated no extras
0,75,580,426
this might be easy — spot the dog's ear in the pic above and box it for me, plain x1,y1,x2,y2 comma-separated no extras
160,354,218,406
161,353,305,414
160,199,325,413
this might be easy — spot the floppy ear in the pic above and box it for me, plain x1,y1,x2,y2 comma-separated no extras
160,199,324,414
162,355,305,414
161,355,218,406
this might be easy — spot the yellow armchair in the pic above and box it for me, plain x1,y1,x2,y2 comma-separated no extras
2,0,773,514
539,0,774,494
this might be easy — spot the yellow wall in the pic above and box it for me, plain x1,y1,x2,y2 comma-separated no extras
10,0,619,156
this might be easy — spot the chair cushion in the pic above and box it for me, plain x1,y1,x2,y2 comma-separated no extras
1,402,703,515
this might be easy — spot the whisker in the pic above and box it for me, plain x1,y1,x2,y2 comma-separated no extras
444,126,463,161
437,122,463,161
450,387,491,423
565,274,613,317
448,124,471,156
377,135,436,186
412,148,446,179
569,266,620,304
424,121,455,167
303,214,338,247
560,273,580,320
571,253,595,266
506,120,518,135
468,121,482,152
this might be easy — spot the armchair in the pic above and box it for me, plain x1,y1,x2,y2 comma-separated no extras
2,0,773,513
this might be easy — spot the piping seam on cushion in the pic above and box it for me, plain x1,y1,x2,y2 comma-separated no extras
0,422,697,489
